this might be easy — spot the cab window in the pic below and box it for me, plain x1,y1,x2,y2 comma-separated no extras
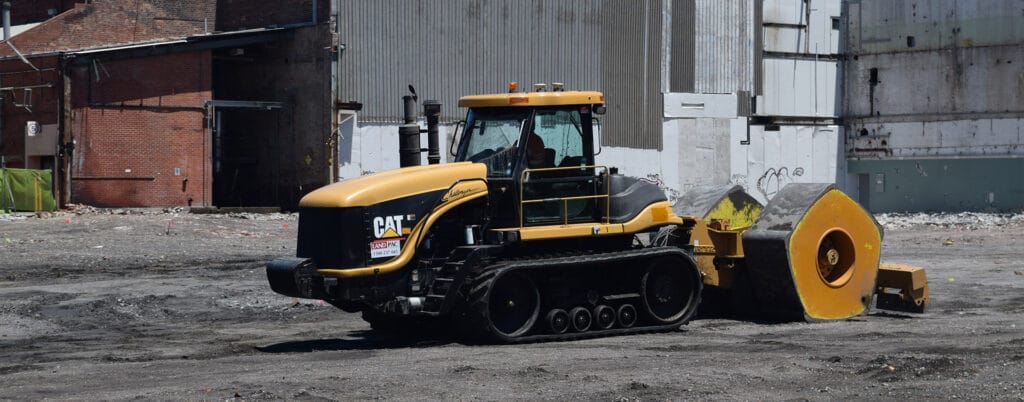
456,108,530,177
529,108,586,169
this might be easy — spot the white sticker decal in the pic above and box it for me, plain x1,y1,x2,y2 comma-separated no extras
370,238,402,258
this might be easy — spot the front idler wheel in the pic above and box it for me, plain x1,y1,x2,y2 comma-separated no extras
487,272,540,338
640,256,701,324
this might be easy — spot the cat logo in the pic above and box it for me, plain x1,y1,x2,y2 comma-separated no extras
372,215,404,239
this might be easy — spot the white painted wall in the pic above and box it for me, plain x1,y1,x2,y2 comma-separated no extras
760,59,838,117
598,114,732,204
730,124,846,204
763,0,841,54
337,119,451,181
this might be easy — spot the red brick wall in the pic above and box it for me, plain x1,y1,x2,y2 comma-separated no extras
216,0,328,31
70,51,212,207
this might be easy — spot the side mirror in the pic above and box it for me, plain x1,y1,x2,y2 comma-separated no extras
593,118,602,156
450,120,465,157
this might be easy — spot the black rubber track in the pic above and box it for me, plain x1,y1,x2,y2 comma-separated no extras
455,247,703,344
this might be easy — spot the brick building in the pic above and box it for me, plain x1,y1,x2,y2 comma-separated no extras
0,0,331,208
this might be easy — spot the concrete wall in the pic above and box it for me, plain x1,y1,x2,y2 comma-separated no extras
843,0,1024,212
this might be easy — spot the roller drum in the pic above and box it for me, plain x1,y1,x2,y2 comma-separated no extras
742,183,882,321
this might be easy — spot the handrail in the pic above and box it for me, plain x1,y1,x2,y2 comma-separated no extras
518,165,611,227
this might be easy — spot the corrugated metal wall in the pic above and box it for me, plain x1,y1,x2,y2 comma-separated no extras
600,0,663,149
693,0,755,94
337,0,664,149
670,0,696,93
338,1,601,122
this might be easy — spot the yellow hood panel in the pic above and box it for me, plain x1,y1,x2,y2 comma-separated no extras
300,162,487,208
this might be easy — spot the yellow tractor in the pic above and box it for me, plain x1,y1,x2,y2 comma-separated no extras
268,85,928,342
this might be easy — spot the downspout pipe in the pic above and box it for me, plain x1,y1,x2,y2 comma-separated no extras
57,53,74,208
329,0,338,182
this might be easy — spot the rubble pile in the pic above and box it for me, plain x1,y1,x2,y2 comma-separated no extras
875,212,1024,231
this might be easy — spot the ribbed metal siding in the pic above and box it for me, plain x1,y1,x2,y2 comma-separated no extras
670,0,696,93
338,1,602,123
693,0,754,94
338,0,663,150
599,0,662,149
753,0,763,96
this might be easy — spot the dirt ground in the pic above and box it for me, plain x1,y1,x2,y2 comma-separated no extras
1,208,1022,400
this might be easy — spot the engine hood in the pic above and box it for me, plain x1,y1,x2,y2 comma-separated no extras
300,162,487,208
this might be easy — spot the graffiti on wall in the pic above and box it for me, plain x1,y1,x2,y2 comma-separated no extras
756,166,804,200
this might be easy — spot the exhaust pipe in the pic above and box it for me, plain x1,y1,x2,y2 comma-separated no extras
423,100,441,165
399,95,420,168
398,94,444,167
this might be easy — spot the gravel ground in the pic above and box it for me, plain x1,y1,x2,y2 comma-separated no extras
0,209,1022,400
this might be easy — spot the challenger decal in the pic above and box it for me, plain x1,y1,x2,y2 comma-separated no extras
441,181,488,204
371,215,406,258
442,188,476,203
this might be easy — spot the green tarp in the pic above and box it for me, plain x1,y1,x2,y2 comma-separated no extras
0,168,57,212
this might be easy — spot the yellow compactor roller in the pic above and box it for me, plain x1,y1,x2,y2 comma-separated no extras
267,86,928,342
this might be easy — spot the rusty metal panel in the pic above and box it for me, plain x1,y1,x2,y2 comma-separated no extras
693,0,754,94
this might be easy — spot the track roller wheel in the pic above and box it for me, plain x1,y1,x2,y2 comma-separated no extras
593,305,616,330
617,304,637,328
569,307,592,332
640,255,702,324
742,183,882,321
546,309,570,334
487,272,540,337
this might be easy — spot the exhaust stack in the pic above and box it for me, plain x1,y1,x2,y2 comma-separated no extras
398,95,420,168
398,94,443,168
3,2,11,41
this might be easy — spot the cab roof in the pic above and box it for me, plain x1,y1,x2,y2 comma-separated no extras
458,90,604,108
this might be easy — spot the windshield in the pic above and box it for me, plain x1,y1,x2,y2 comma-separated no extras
456,106,592,177
457,108,531,177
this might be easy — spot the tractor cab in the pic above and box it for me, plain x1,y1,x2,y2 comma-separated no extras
455,86,609,228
